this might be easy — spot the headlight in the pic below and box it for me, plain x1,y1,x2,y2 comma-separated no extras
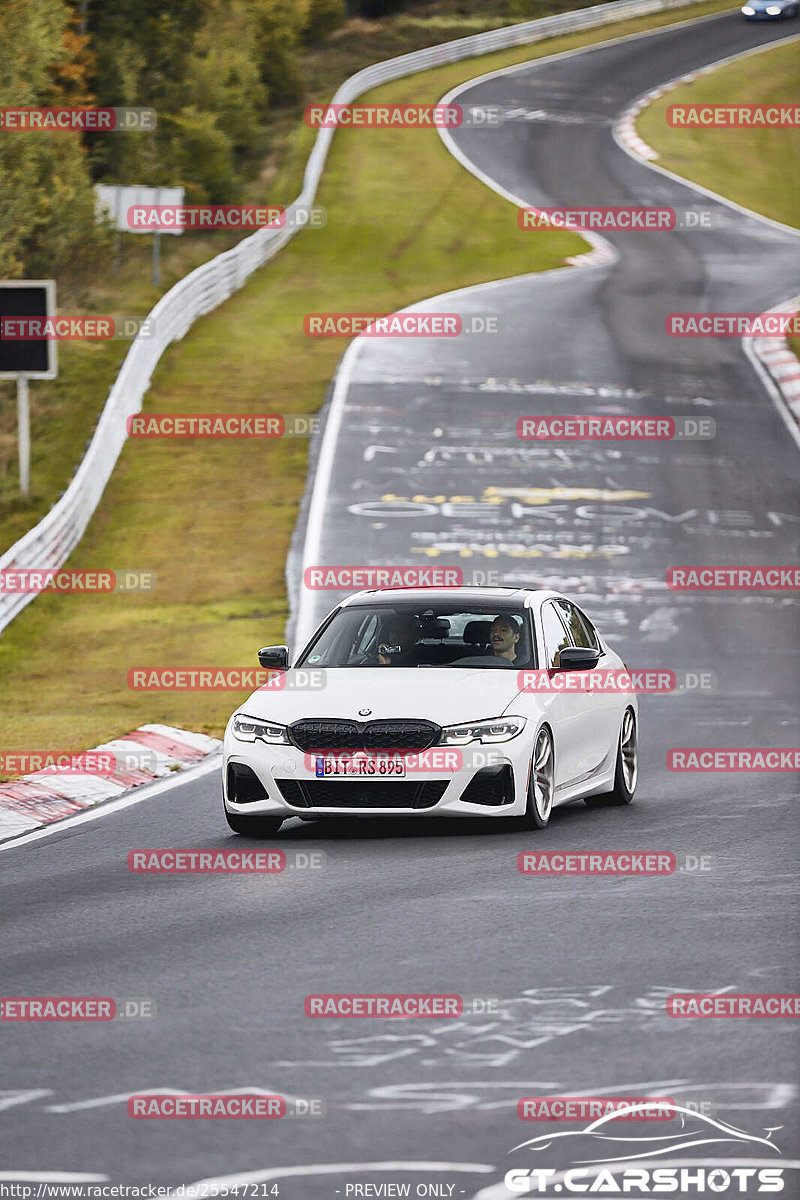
765,5,781,11
440,717,526,745
232,714,289,744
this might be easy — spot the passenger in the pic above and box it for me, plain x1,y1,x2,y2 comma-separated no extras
490,614,521,663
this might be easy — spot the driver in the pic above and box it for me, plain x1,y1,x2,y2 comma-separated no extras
377,613,422,666
490,614,521,663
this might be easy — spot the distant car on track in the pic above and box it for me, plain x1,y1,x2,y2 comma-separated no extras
741,0,798,18
222,587,638,836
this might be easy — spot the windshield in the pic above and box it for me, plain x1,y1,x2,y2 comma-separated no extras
297,604,536,669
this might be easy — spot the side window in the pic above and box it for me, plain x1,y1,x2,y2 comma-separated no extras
541,603,571,668
556,599,599,651
574,604,601,652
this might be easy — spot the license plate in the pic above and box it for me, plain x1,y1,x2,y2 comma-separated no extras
315,754,406,778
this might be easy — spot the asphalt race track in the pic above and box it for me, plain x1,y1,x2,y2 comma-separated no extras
2,11,799,1196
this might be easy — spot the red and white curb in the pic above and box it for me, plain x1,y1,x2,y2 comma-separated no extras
0,725,221,844
614,35,800,163
615,65,722,161
752,294,800,428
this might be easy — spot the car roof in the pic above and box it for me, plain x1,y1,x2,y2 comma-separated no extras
340,586,566,608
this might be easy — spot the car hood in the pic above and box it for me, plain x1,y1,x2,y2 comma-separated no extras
235,668,525,726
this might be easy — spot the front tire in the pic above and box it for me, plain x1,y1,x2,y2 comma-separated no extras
225,808,284,837
520,726,555,829
585,708,637,808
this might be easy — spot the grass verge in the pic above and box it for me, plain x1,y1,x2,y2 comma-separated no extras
0,0,735,762
637,37,800,229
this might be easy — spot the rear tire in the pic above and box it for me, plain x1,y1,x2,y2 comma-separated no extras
519,727,554,829
224,808,284,837
585,708,637,808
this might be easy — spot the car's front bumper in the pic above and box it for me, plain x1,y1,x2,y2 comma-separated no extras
222,738,533,819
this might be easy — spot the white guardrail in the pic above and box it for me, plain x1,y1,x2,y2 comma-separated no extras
0,0,711,634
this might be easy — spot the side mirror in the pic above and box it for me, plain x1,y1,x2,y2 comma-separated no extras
258,645,290,670
558,646,601,671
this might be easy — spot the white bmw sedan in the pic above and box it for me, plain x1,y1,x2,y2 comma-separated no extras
222,586,638,835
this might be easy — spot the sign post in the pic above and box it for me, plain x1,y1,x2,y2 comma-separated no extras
0,280,58,497
95,185,184,287
16,376,30,497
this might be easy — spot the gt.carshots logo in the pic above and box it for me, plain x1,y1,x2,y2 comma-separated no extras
668,749,800,771
505,1105,786,1193
667,566,800,590
305,994,461,1017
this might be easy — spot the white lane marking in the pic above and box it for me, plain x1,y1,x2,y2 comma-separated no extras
169,1162,495,1197
292,264,592,653
435,7,741,266
0,1174,108,1183
0,1090,52,1112
293,13,733,650
0,752,221,855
